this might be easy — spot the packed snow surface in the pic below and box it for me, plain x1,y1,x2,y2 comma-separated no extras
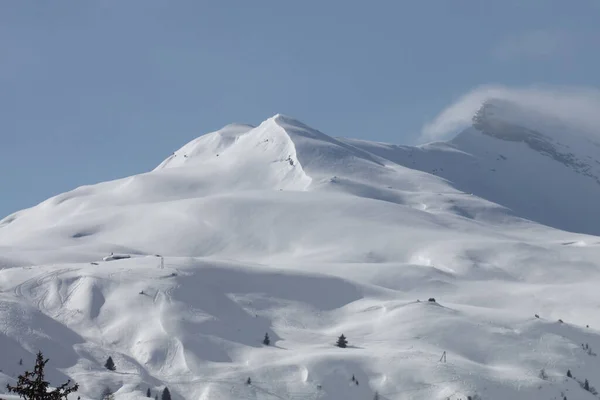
2,109,600,399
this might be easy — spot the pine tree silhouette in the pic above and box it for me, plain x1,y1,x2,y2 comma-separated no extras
263,333,270,346
336,334,348,348
6,351,79,400
104,356,116,371
161,387,171,400
584,379,590,391
567,369,573,378
146,388,152,397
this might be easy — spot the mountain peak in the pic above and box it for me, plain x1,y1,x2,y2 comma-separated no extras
267,113,316,133
467,97,600,180
472,98,546,136
269,113,289,121
469,97,582,145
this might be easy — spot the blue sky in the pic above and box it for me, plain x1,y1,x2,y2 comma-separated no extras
1,1,600,217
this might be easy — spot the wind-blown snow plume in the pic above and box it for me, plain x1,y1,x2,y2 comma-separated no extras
420,85,600,143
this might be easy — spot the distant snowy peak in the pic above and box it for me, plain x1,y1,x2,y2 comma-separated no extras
472,98,557,136
465,98,600,184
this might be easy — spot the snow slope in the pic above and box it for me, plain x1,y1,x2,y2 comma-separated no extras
2,111,600,400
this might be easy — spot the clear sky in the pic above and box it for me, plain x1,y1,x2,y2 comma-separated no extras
2,1,599,217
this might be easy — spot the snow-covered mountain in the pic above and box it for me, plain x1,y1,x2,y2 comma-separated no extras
344,98,600,236
2,108,600,400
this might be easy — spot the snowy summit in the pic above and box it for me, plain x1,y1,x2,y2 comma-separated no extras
2,108,600,400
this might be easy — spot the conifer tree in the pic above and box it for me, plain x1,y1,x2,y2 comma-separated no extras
161,387,171,400
584,379,590,391
263,333,270,346
146,388,152,397
336,334,348,348
6,351,79,400
567,369,573,378
104,356,116,371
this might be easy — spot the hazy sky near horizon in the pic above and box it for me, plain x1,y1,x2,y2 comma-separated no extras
2,1,600,217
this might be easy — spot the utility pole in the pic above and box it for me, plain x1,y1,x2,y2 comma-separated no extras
439,351,447,363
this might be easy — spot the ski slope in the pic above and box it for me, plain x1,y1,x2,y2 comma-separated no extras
2,109,600,400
